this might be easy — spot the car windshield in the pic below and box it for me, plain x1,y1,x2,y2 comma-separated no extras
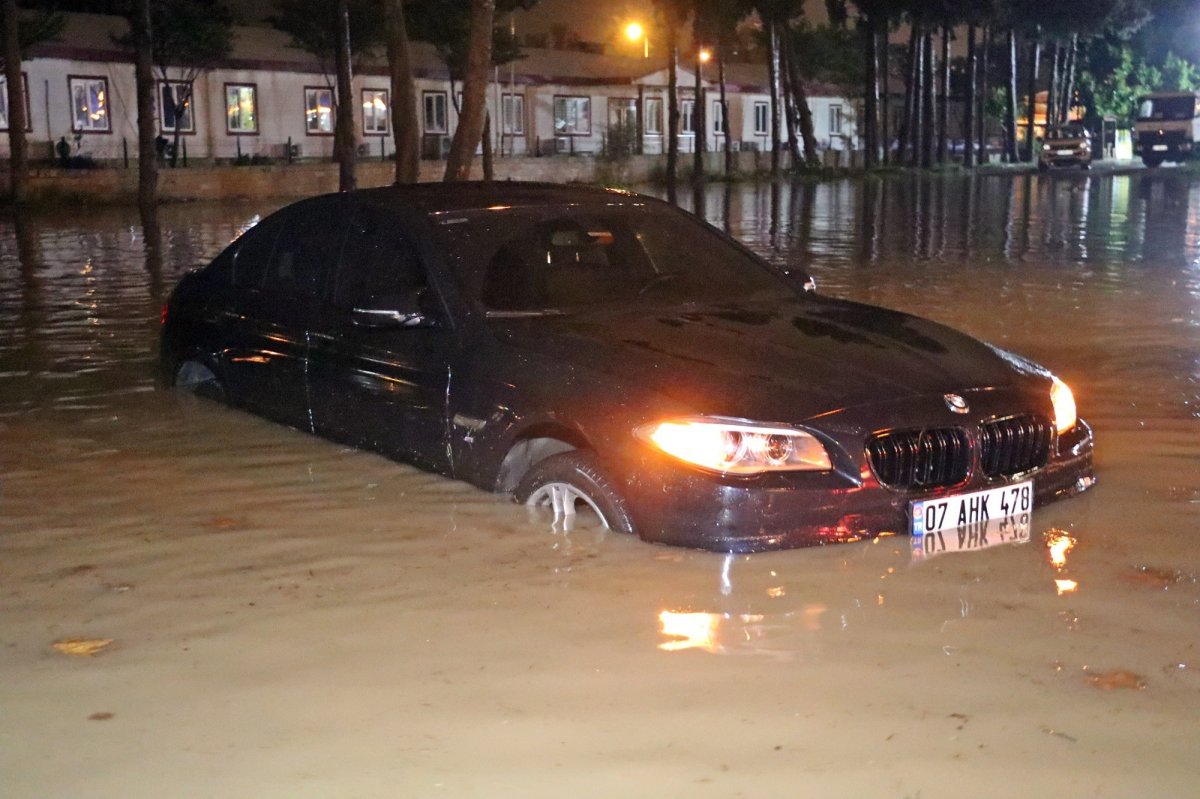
1137,96,1199,121
1047,126,1087,140
430,203,797,314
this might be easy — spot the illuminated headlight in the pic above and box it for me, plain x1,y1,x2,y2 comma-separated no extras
1051,377,1077,434
637,417,832,474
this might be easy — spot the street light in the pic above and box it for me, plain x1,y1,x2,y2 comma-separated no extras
625,21,648,58
698,48,712,64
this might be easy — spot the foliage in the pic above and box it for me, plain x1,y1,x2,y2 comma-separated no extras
0,6,64,71
787,20,861,92
149,0,232,78
1159,52,1198,92
1078,37,1161,123
406,0,537,78
270,0,385,70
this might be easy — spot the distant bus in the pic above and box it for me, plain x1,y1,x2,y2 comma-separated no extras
1133,91,1200,167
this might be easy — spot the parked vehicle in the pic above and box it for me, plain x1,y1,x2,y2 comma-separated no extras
1039,124,1093,170
160,183,1095,552
1133,91,1200,167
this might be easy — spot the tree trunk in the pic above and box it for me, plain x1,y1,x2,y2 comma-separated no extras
334,0,357,190
900,26,917,165
481,110,493,179
666,17,679,202
3,0,28,203
692,13,704,182
1062,33,1077,123
767,19,782,177
131,0,157,223
1004,28,1019,163
696,10,700,178
1024,31,1039,162
880,24,890,165
963,24,976,168
445,0,494,181
862,16,879,169
920,27,933,168
718,46,731,176
386,0,420,183
937,23,949,165
782,24,819,167
1046,41,1059,130
978,26,990,164
779,44,803,167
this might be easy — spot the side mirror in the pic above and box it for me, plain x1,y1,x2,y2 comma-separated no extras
782,268,816,294
351,289,439,329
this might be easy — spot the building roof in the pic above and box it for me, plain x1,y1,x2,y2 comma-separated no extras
27,11,843,98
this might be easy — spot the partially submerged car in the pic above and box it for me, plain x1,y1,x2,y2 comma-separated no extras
160,183,1094,552
1039,124,1093,170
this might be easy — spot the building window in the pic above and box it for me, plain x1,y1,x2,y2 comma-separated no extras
644,97,663,135
712,99,726,135
553,95,591,136
680,98,695,135
69,75,110,133
423,91,447,134
0,74,31,132
225,83,258,134
502,93,524,135
158,81,194,133
304,86,334,134
754,101,769,136
829,104,843,135
362,89,389,135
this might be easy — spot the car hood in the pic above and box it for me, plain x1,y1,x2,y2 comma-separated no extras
488,296,1048,422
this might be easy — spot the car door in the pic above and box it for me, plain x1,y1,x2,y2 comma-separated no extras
307,202,454,474
222,198,347,429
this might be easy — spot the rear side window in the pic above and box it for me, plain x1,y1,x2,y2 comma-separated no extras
332,205,426,309
232,214,282,289
267,201,349,300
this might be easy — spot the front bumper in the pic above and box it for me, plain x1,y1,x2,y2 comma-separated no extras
620,420,1095,553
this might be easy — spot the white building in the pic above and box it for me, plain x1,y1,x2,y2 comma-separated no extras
0,12,859,165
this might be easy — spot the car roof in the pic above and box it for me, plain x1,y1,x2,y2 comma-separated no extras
346,181,649,215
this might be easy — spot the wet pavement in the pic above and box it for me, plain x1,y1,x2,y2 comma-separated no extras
1,173,1198,797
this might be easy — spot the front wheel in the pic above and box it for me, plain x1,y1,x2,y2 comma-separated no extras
1143,157,1162,168
515,451,636,535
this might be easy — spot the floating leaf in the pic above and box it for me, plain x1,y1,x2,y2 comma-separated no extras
1085,669,1146,691
52,638,113,657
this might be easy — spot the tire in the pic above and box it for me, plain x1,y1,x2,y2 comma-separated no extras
1143,157,1162,168
515,450,636,535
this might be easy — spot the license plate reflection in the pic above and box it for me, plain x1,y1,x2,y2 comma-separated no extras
912,513,1032,560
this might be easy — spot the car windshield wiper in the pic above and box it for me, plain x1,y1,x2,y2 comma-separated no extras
485,309,570,319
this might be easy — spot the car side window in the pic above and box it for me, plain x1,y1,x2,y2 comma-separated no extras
232,214,282,289
333,206,427,310
266,201,348,300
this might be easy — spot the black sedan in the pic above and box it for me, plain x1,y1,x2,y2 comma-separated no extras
160,183,1094,552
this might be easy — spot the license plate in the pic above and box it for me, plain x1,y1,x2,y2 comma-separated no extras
911,513,1032,560
912,480,1033,536
1055,149,1074,155
1152,144,1169,151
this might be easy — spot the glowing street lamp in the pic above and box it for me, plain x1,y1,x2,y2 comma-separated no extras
625,21,648,58
698,48,712,65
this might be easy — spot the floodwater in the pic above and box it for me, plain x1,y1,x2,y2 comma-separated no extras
2,173,1198,797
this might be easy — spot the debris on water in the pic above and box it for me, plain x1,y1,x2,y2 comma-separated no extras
52,638,114,657
1040,725,1078,743
88,712,114,721
202,516,246,530
1084,669,1147,691
1119,565,1196,590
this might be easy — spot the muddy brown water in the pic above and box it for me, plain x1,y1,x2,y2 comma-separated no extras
2,173,1198,797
